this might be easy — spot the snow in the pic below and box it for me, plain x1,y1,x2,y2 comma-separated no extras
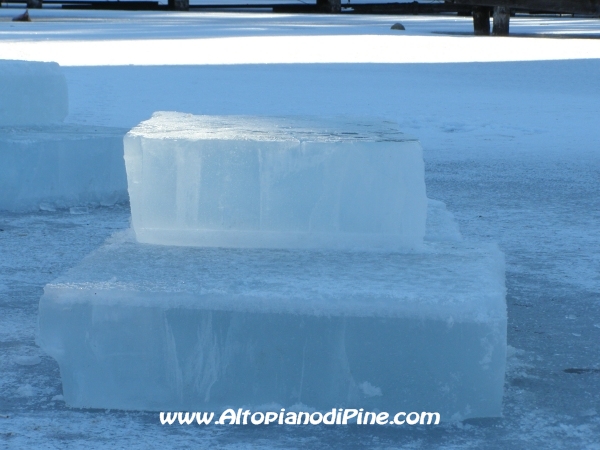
37,200,505,418
125,112,426,250
0,125,129,211
2,12,600,65
0,8,599,450
0,60,67,125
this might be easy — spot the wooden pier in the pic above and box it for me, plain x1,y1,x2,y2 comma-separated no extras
452,0,600,35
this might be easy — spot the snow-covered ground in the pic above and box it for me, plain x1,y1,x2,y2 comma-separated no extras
1,9,599,449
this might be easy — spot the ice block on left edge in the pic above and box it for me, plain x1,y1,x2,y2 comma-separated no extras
0,125,129,211
0,60,68,126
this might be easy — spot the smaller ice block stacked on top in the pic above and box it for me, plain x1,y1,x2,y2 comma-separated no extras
38,113,507,420
124,113,427,250
0,60,128,211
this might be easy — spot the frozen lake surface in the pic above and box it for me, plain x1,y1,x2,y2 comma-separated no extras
0,9,599,449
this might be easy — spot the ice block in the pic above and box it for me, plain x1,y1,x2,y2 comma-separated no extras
124,113,427,250
37,200,506,420
0,60,68,126
0,125,128,211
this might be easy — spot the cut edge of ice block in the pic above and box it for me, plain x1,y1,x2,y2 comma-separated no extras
124,113,428,251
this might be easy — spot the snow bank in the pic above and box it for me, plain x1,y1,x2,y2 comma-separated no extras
124,113,427,250
0,60,68,126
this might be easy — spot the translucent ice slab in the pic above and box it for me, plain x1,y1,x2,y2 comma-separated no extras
124,113,427,250
0,125,128,211
37,201,506,420
0,60,68,126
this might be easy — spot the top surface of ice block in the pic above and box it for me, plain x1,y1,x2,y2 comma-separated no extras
0,60,68,126
124,113,427,251
46,231,505,323
126,112,418,143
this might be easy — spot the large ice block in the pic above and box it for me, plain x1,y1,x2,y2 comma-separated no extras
0,125,129,211
0,60,68,126
37,201,506,420
124,113,427,250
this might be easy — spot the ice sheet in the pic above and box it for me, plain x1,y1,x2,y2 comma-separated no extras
124,113,427,250
0,60,68,126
